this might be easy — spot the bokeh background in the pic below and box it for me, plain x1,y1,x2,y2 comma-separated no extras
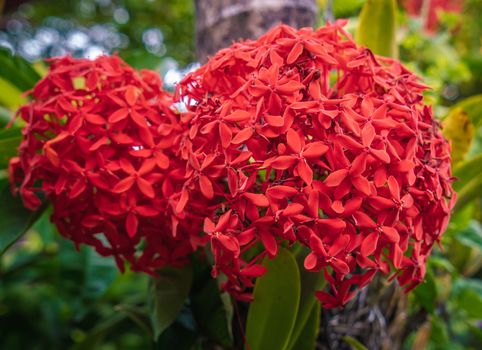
0,1,480,349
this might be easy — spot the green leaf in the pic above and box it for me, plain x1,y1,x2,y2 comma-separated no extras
148,265,192,340
246,248,301,350
0,127,22,169
455,221,482,250
453,153,482,191
452,94,482,128
442,106,475,165
0,48,41,92
356,0,398,58
0,77,26,109
289,302,320,350
69,313,126,350
452,278,482,319
453,176,482,213
154,319,198,350
287,246,325,350
342,336,369,350
0,178,45,256
191,277,233,347
429,315,449,345
413,271,437,313
0,106,14,127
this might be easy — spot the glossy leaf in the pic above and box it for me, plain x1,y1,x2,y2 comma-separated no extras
356,0,398,58
246,248,300,350
148,265,192,340
0,178,45,256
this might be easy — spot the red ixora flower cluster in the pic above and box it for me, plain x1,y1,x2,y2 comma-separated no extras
10,22,455,309
9,55,208,273
175,21,455,307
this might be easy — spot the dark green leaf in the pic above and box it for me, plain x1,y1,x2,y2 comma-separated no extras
0,178,45,256
0,48,41,91
246,248,300,350
429,315,449,345
191,277,233,347
289,302,320,350
69,314,126,350
356,0,398,58
148,265,192,340
154,320,198,350
0,127,21,169
413,271,437,313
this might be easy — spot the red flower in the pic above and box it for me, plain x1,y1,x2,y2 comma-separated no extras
176,22,455,307
9,55,203,273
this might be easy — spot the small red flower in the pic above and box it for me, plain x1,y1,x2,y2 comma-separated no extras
176,21,455,307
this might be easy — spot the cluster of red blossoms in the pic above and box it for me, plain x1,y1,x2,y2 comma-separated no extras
176,21,455,306
9,55,209,272
10,22,455,308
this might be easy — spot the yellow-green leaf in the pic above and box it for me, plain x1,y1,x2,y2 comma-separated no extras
442,106,475,165
342,336,369,350
0,77,26,109
356,0,398,58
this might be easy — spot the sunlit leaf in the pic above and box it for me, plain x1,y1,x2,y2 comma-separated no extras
356,0,398,58
0,77,26,109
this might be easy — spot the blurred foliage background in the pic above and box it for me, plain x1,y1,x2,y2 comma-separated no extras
0,0,481,349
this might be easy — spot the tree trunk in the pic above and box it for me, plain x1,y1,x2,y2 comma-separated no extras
194,0,318,62
193,2,408,349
